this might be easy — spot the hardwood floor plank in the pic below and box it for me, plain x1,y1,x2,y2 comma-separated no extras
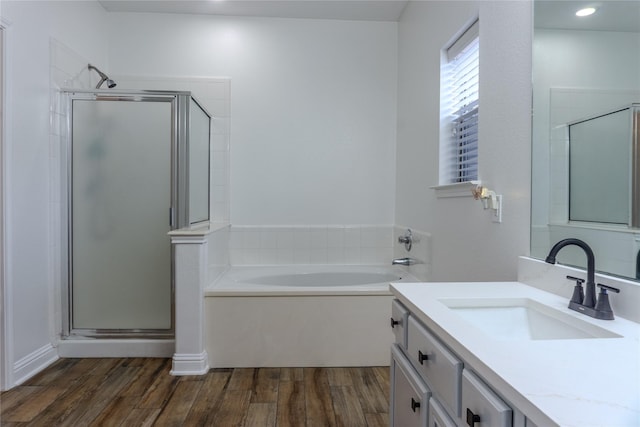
364,412,389,427
327,368,353,387
244,402,277,427
208,389,252,426
227,368,256,391
0,385,40,415
304,368,337,427
52,365,125,426
21,359,78,386
276,380,305,427
86,358,124,378
0,385,66,422
120,358,168,401
121,407,162,427
251,368,280,404
46,358,105,388
280,367,304,382
372,366,390,393
136,360,178,409
153,379,203,427
88,396,135,427
26,369,107,426
349,367,389,413
0,359,392,427
182,369,232,426
330,385,367,427
120,357,153,368
67,365,140,426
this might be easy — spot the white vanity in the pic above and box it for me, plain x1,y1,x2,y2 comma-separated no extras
389,274,640,426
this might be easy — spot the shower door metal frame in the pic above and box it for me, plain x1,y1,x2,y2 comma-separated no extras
60,89,205,339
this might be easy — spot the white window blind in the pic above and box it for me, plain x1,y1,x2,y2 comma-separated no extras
441,20,479,184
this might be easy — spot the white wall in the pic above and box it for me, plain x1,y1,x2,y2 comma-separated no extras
395,1,533,281
107,13,398,226
1,0,109,388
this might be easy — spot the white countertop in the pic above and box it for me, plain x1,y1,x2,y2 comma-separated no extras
390,281,640,427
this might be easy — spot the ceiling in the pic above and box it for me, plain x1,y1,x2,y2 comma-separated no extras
535,0,640,32
98,0,410,21
99,1,640,30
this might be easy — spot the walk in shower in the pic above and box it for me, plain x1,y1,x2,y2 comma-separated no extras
60,90,211,339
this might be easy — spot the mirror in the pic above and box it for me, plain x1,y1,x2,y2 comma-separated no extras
531,0,640,280
569,105,639,226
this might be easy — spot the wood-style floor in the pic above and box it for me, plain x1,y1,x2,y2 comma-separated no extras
0,358,390,426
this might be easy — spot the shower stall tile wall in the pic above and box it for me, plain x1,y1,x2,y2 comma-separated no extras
229,225,394,266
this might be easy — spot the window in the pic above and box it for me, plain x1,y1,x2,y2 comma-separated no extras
440,20,480,185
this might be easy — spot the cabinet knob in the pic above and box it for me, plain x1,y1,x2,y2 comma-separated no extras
418,350,429,364
390,317,400,328
411,397,421,412
466,408,481,426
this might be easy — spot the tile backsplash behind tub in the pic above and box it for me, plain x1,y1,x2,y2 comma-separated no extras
229,225,394,266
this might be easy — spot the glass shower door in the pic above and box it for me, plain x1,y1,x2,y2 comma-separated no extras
70,97,173,333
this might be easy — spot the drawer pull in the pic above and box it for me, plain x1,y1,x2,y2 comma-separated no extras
390,317,400,328
411,397,421,412
466,408,481,426
418,350,429,364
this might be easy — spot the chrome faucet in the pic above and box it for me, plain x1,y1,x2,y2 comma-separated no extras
392,257,420,266
545,238,620,320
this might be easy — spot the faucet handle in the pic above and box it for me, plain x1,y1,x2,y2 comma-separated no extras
398,229,413,251
566,275,585,304
594,284,620,320
597,283,620,294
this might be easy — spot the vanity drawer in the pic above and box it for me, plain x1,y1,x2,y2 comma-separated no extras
407,316,463,417
391,299,409,349
391,344,431,427
428,397,457,427
461,369,512,427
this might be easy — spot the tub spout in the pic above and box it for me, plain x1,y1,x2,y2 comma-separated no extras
392,257,420,266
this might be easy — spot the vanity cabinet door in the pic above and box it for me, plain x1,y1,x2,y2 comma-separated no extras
462,369,512,427
391,299,409,349
391,344,431,427
428,397,457,427
407,316,463,417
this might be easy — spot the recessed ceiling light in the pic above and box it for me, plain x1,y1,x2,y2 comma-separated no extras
576,7,597,17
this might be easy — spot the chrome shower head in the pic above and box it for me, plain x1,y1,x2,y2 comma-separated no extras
88,63,117,89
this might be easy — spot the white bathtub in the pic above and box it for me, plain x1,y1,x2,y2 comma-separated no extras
205,265,419,367
206,265,410,296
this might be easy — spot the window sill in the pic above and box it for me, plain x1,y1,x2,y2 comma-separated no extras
430,181,481,198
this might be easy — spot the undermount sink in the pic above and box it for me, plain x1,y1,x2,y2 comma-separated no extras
439,297,622,341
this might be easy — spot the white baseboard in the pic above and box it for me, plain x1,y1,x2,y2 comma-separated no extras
13,343,58,386
171,351,209,376
57,339,174,358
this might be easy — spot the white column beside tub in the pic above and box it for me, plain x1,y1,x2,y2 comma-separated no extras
169,228,211,376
